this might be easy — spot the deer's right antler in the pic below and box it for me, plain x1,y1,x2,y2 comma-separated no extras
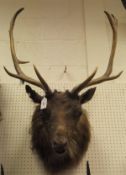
4,8,52,95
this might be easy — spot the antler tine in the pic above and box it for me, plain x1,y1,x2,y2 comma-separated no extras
33,65,52,93
71,68,97,94
101,11,118,76
71,12,123,94
4,8,52,94
86,11,123,87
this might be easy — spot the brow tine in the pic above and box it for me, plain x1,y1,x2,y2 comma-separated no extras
71,68,97,94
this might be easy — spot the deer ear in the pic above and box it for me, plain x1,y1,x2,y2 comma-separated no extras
80,87,96,104
25,85,42,104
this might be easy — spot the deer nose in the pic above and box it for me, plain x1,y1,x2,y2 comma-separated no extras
52,137,67,154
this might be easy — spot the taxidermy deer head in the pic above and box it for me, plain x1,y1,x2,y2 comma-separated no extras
4,8,122,173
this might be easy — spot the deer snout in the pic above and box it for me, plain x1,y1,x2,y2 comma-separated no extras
52,136,67,154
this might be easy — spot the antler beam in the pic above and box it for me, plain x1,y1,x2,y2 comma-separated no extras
4,8,52,95
71,11,123,94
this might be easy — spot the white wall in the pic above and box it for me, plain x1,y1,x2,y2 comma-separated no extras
0,1,126,175
84,0,126,83
0,0,87,85
0,0,125,86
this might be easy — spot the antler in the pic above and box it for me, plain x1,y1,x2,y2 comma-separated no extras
71,11,123,94
4,8,52,95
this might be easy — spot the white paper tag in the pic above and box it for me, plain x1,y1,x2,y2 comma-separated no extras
40,97,47,110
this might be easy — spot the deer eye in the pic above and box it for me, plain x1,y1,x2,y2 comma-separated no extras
72,109,82,118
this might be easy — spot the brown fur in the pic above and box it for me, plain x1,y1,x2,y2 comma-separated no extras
31,91,91,173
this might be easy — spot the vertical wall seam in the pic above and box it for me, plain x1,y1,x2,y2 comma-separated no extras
82,0,89,77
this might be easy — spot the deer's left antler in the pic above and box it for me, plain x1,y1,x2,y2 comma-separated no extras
71,12,123,95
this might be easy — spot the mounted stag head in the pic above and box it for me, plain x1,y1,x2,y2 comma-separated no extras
4,8,122,173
